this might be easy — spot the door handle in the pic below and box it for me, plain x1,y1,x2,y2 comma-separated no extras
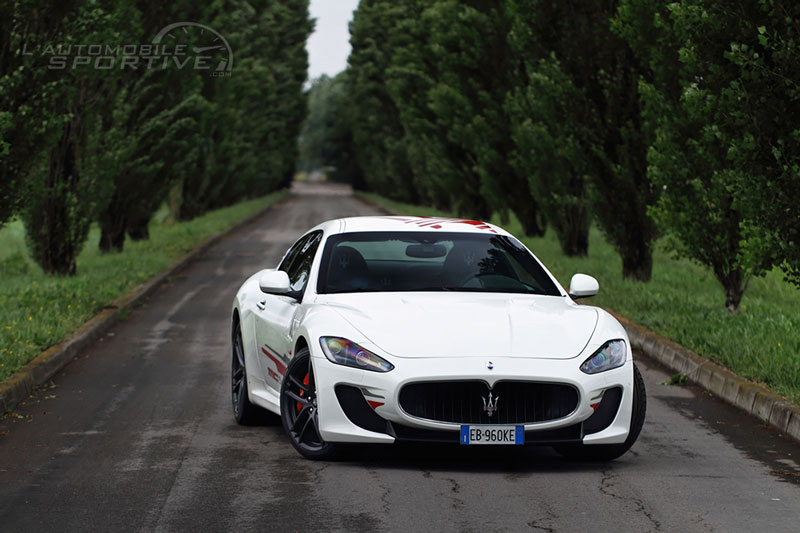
256,300,266,311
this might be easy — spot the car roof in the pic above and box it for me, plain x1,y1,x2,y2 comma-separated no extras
318,216,511,236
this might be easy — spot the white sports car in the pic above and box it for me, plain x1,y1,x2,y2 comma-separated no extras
231,216,645,460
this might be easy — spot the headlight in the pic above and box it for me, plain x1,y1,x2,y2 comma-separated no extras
580,340,627,374
319,336,394,373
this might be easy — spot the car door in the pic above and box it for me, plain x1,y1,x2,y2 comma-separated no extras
254,231,323,392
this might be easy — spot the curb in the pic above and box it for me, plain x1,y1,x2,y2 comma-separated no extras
355,192,800,444
0,193,289,414
608,310,800,444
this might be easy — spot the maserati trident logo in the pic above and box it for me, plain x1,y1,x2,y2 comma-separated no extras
482,392,500,417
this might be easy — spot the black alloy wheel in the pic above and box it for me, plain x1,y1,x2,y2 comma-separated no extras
280,347,337,459
232,320,262,425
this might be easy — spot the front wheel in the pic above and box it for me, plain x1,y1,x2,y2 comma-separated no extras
555,363,647,461
280,348,337,460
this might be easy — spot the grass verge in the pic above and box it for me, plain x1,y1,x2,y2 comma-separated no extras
0,191,286,381
358,192,800,405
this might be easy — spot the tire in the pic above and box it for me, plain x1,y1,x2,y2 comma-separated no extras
555,363,647,461
280,348,337,460
231,320,265,425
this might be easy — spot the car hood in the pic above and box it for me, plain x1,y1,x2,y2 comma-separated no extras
318,293,598,359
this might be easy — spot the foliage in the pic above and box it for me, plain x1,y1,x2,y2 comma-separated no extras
424,1,545,232
385,0,467,212
616,0,791,311
719,1,800,288
0,0,81,231
507,0,659,267
506,56,591,256
95,0,205,250
0,111,9,157
331,0,800,309
17,1,122,275
297,72,363,185
298,75,337,173
347,0,418,203
177,0,312,219
336,1,662,264
1,0,311,267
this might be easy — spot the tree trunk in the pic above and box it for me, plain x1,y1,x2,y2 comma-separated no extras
560,229,589,257
558,204,590,257
127,214,151,241
98,191,126,253
515,202,547,237
621,244,653,282
718,268,745,313
31,120,81,275
99,224,126,252
724,281,745,313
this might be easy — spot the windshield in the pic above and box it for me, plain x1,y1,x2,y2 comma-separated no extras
317,231,561,296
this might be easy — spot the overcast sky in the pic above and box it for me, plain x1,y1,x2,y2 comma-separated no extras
307,0,360,81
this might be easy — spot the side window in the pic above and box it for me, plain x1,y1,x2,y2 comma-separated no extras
279,235,310,273
285,232,323,294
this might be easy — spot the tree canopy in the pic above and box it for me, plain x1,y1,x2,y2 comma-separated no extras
307,0,799,311
0,0,312,272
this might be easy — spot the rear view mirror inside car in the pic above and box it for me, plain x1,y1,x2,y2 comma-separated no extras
406,243,447,258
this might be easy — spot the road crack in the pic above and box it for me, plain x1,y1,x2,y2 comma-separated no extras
599,468,662,532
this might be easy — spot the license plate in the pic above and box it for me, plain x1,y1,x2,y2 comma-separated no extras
460,425,524,445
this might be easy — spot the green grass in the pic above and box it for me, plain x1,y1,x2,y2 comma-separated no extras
0,191,286,381
358,192,800,405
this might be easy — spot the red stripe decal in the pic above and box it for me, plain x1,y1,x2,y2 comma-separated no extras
367,400,384,410
261,346,287,375
267,368,280,382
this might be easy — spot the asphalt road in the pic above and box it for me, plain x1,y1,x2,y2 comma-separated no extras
2,182,800,532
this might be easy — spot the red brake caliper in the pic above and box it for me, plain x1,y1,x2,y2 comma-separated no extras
297,373,309,414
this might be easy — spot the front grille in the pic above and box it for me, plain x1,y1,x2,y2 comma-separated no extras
399,381,579,425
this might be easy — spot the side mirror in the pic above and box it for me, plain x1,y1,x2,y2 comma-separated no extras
569,273,599,299
259,270,291,294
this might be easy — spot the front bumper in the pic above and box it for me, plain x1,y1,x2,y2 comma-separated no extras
312,353,634,446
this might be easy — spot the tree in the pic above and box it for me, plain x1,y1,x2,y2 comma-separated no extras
297,75,335,173
297,73,363,185
95,1,205,251
721,1,800,288
422,0,545,233
347,0,418,204
10,1,121,274
505,1,593,255
0,0,81,230
176,0,312,219
385,0,467,212
617,0,779,310
326,73,365,186
506,57,591,256
552,0,659,278
3,0,314,270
